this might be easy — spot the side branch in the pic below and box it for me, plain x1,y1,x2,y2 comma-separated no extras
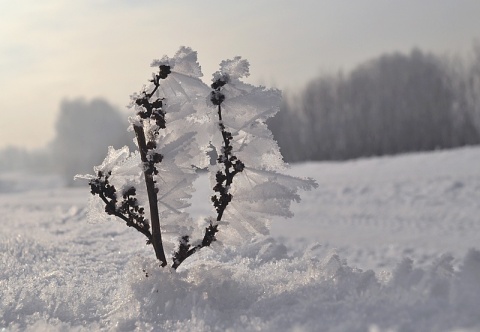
172,223,219,269
89,172,152,244
97,191,152,243
210,77,245,224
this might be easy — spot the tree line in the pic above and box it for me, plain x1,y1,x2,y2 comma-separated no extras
2,45,480,186
269,45,480,162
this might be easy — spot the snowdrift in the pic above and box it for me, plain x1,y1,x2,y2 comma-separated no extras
1,147,480,331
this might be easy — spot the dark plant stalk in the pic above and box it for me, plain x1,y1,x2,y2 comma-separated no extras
131,64,171,267
133,125,167,267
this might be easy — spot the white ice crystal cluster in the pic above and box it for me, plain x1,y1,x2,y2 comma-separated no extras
78,47,316,264
206,56,317,244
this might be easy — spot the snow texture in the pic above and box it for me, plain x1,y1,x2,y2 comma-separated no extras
2,146,480,331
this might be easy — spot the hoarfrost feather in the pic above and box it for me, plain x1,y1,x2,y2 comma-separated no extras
206,56,317,245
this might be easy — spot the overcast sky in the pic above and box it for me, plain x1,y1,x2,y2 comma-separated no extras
1,0,480,149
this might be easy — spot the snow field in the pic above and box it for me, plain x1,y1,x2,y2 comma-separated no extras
1,147,480,331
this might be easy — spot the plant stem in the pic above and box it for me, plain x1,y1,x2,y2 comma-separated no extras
134,125,168,267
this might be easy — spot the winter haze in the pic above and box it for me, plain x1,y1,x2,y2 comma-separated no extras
1,0,480,149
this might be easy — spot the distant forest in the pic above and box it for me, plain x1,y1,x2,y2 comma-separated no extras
1,45,480,184
269,44,480,162
0,98,135,186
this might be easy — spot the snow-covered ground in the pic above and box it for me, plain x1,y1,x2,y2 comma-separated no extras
1,147,480,331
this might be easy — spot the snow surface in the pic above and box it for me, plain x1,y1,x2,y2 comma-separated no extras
1,147,480,331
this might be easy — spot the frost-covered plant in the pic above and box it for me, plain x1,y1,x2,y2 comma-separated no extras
77,47,317,269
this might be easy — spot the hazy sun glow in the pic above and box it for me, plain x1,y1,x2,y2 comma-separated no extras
1,0,479,149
